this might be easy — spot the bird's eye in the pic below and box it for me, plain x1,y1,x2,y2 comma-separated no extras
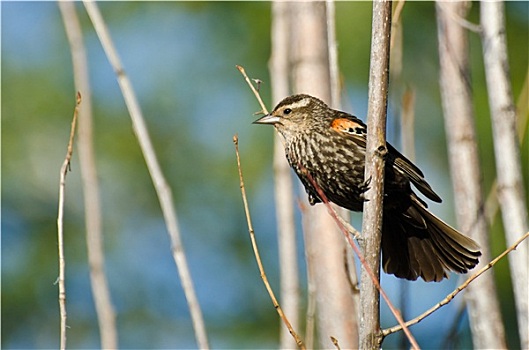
283,108,292,115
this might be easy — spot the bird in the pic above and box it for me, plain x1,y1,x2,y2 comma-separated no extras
254,93,481,282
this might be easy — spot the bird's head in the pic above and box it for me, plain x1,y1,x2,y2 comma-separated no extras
253,94,330,142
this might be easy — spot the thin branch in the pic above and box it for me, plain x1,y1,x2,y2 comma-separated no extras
383,231,529,336
233,135,305,350
57,92,81,350
58,3,118,348
360,1,398,349
83,3,209,348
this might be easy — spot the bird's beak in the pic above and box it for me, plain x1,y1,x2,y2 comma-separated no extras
253,113,281,125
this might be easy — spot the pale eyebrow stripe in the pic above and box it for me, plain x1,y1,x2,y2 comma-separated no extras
288,97,311,109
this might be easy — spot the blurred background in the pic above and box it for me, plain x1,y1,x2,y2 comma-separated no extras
2,2,528,349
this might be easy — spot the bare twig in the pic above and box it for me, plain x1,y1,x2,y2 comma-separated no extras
57,92,81,350
83,3,209,348
58,3,118,348
359,1,403,349
233,135,305,350
383,231,529,336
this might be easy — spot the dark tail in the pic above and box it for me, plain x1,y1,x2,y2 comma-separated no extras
381,196,481,282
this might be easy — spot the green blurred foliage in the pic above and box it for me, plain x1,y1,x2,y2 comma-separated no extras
2,2,527,349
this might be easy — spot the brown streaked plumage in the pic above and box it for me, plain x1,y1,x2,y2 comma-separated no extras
254,94,481,282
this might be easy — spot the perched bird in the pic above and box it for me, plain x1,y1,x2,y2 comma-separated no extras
254,94,481,282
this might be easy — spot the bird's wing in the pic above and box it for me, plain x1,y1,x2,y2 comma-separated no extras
388,144,442,203
329,113,442,203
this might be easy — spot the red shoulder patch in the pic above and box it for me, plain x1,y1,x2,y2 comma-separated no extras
330,118,366,136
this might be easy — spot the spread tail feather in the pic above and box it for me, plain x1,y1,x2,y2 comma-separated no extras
382,196,481,282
